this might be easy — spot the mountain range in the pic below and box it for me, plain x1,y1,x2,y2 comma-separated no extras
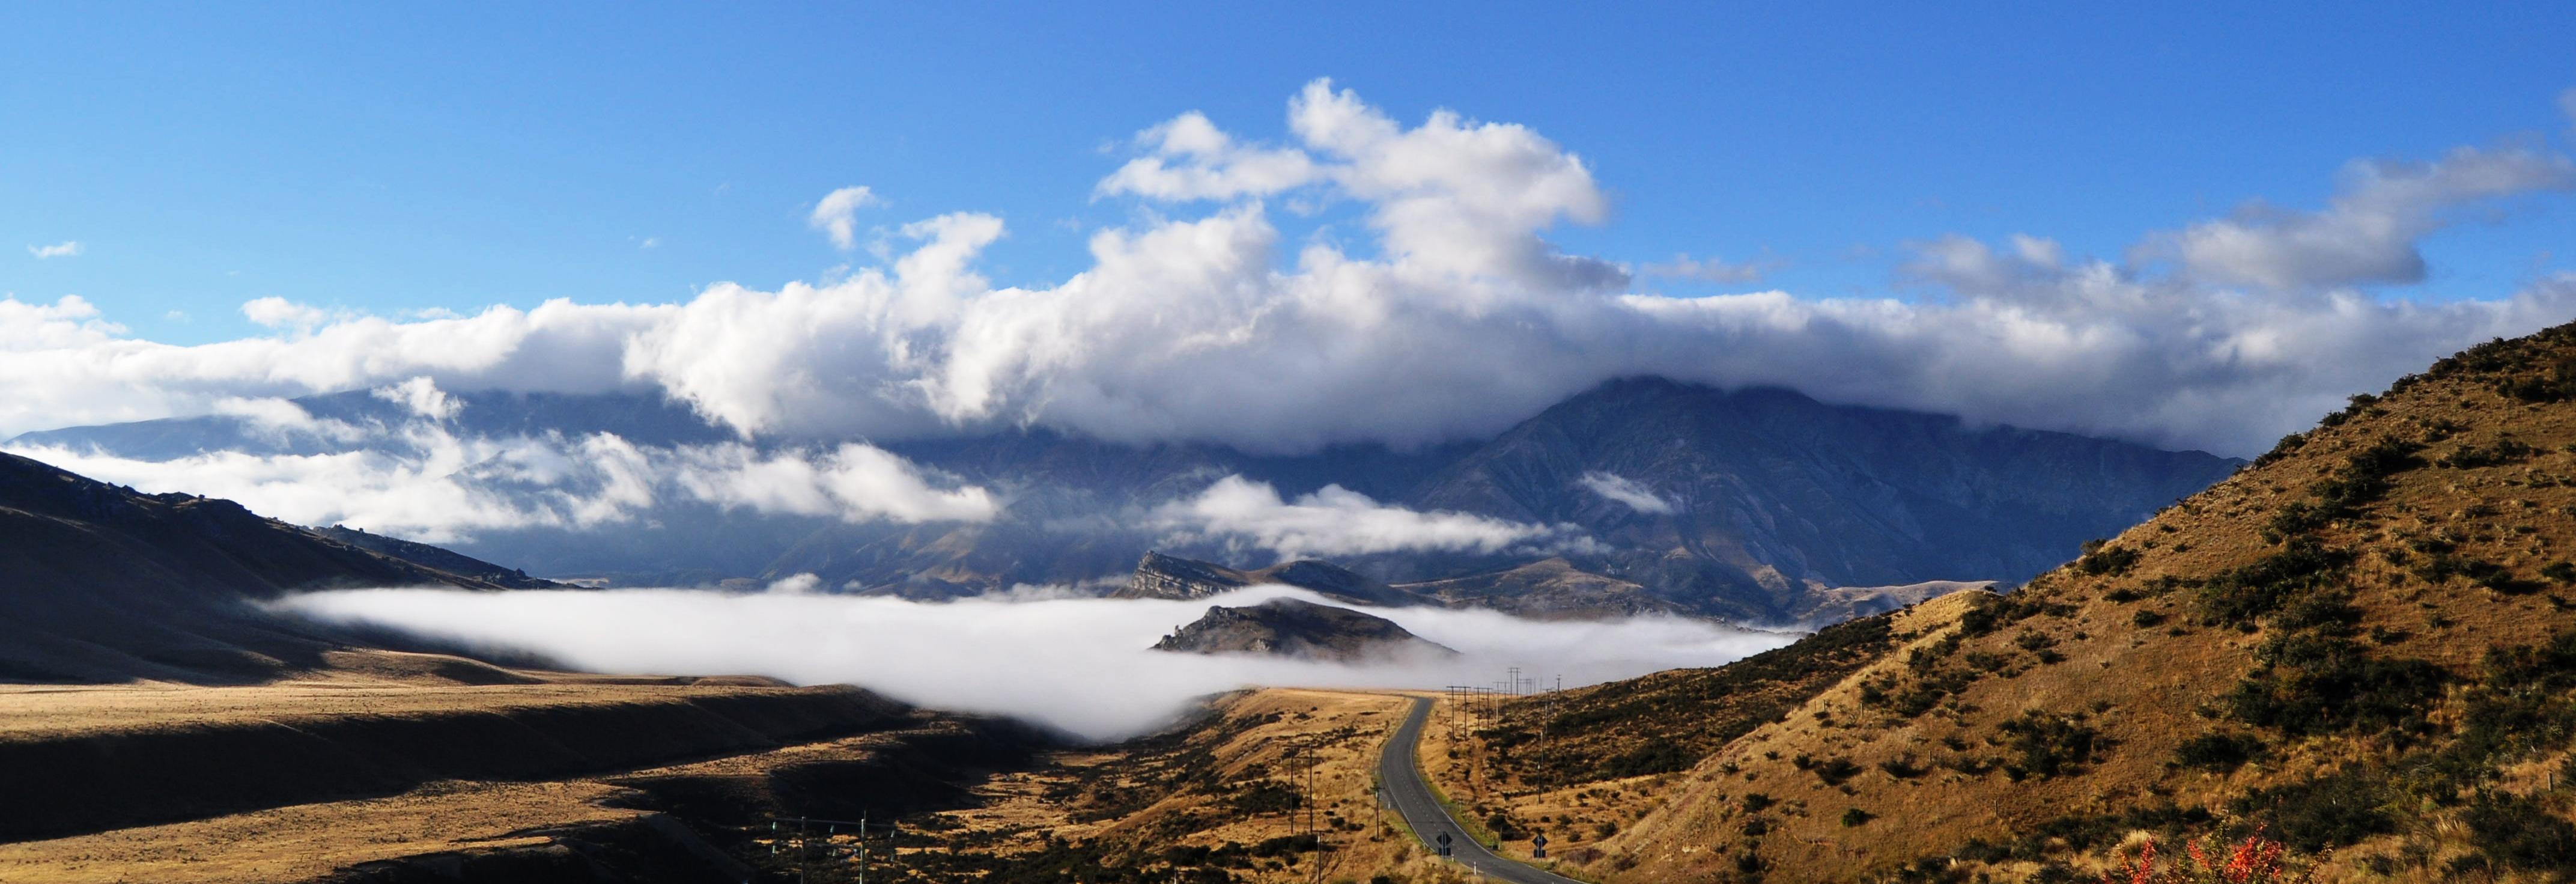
9,378,2240,623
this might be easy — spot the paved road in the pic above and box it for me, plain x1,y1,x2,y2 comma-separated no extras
1376,696,1584,884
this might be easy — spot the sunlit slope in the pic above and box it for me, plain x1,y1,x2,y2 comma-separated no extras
1544,322,2576,882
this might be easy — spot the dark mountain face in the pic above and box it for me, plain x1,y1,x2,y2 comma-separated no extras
312,526,564,590
1149,597,1456,662
0,452,515,683
1391,558,1686,621
7,379,2240,623
1398,379,2238,619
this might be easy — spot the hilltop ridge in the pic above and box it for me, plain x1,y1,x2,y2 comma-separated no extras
0,450,531,683
1445,322,2576,883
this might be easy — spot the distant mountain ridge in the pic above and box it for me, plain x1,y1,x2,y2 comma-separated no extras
1111,552,1420,608
8,379,2242,623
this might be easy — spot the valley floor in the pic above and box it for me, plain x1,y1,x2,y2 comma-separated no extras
0,656,1559,883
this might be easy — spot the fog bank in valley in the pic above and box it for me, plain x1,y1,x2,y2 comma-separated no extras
278,584,1794,741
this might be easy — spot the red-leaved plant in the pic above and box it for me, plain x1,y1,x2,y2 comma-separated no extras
2098,828,2313,884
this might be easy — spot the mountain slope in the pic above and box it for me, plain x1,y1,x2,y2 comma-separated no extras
11,380,2239,622
0,451,523,683
1406,379,2238,620
1469,324,2576,883
1393,556,1686,620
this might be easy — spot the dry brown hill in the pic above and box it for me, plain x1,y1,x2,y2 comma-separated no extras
0,451,544,683
1445,322,2576,883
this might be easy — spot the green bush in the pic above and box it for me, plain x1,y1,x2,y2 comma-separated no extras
1841,807,1875,828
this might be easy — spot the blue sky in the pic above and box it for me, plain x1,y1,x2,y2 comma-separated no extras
8,2,2573,347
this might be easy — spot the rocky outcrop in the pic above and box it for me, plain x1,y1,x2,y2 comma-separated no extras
1150,598,1455,662
1111,552,1420,607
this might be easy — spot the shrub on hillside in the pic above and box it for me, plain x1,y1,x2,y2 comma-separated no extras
2225,634,2446,737
2461,791,2576,876
2435,436,2535,469
2170,732,2267,773
2230,769,2397,851
2092,829,2316,884
1999,712,2104,780
2079,542,2141,577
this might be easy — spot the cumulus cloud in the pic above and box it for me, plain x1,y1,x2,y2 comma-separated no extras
277,584,1794,740
2147,147,2574,290
1096,111,1322,201
26,240,81,259
240,296,336,330
1578,471,1675,514
808,185,882,251
1153,475,1583,560
0,80,2572,462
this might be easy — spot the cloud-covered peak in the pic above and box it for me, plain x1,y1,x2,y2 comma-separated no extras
1,82,2572,462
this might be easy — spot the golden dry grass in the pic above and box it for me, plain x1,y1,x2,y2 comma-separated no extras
0,780,635,884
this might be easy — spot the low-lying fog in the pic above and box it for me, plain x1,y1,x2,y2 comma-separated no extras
278,583,1796,742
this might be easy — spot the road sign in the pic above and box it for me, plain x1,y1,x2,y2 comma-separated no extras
1436,831,1453,857
1531,832,1549,859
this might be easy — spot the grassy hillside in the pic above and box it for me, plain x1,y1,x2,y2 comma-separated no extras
1456,322,2576,883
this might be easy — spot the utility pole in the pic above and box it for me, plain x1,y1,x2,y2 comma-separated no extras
770,816,872,884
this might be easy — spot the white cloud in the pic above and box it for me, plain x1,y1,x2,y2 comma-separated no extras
0,81,2571,463
669,441,1000,524
209,396,370,444
1153,474,1585,560
1578,471,1675,514
2148,146,2575,289
278,584,1793,740
1642,253,1778,284
1095,111,1323,201
808,186,882,251
763,573,824,595
371,376,461,420
241,296,332,329
26,241,82,259
4,419,995,542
